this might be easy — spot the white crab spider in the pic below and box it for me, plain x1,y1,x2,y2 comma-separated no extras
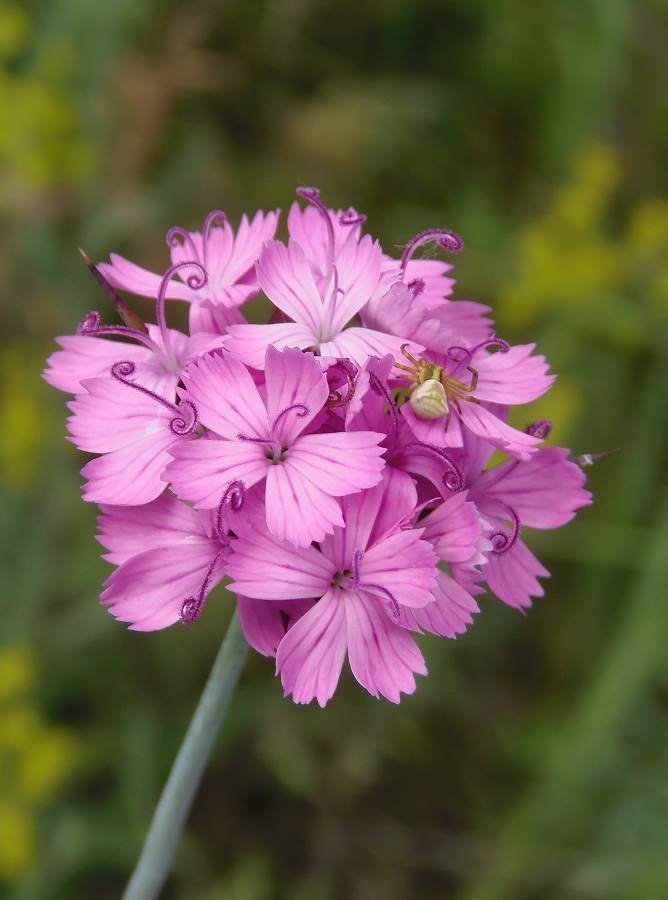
395,344,479,423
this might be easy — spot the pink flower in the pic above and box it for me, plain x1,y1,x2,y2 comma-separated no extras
45,184,596,704
397,338,554,460
44,261,226,397
98,209,279,332
465,436,593,608
167,345,386,547
226,237,415,370
97,494,232,630
67,362,198,505
227,475,439,705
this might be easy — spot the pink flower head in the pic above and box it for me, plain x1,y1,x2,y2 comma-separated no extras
167,345,386,547
45,185,596,705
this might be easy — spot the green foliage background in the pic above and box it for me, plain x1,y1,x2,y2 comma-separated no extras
2,1,668,897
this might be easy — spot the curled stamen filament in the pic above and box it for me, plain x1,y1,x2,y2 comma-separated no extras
401,441,464,492
180,550,227,626
400,229,464,271
489,499,521,555
368,371,400,436
326,360,357,408
236,404,309,457
339,207,366,227
297,186,336,275
351,549,401,618
111,361,198,435
215,481,246,538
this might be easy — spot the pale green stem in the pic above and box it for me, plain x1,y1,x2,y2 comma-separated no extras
122,608,249,900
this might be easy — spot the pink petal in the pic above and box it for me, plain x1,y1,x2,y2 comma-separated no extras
460,403,541,460
276,589,348,707
167,438,268,508
81,433,177,505
226,322,317,370
326,234,383,331
102,543,225,631
408,570,479,637
237,595,312,657
257,240,323,332
420,491,483,562
287,431,385,496
264,346,329,441
474,447,592,529
265,464,345,547
361,530,438,608
182,351,270,439
67,377,174,453
473,344,555,404
44,337,155,395
483,538,550,609
346,592,427,702
226,527,332,600
97,494,208,565
99,253,192,301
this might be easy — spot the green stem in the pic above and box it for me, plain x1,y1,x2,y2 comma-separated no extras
122,608,249,900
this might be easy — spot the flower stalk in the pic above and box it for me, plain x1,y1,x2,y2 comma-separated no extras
122,608,249,900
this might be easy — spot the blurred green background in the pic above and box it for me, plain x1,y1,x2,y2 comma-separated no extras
2,1,668,897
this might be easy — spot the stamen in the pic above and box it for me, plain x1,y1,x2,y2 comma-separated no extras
469,335,510,355
180,550,227,626
166,225,199,262
401,441,464,492
201,211,227,273
215,480,246,539
400,229,464,271
79,249,149,334
236,404,308,458
77,311,156,348
339,207,367,227
446,345,473,370
155,261,207,341
325,359,357,408
368,371,400,435
526,419,553,440
272,402,309,432
407,278,425,299
296,186,336,275
110,361,198,435
350,548,401,618
489,500,521,555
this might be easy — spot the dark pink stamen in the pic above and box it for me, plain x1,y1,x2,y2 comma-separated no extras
400,229,464,271
180,550,227,626
401,441,464,493
351,548,401,618
326,359,357,408
489,500,521,555
215,481,246,538
339,207,367,227
526,419,553,440
110,361,198,435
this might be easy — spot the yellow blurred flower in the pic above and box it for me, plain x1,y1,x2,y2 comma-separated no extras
0,643,77,882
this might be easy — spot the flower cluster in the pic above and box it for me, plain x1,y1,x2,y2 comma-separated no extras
44,188,592,706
